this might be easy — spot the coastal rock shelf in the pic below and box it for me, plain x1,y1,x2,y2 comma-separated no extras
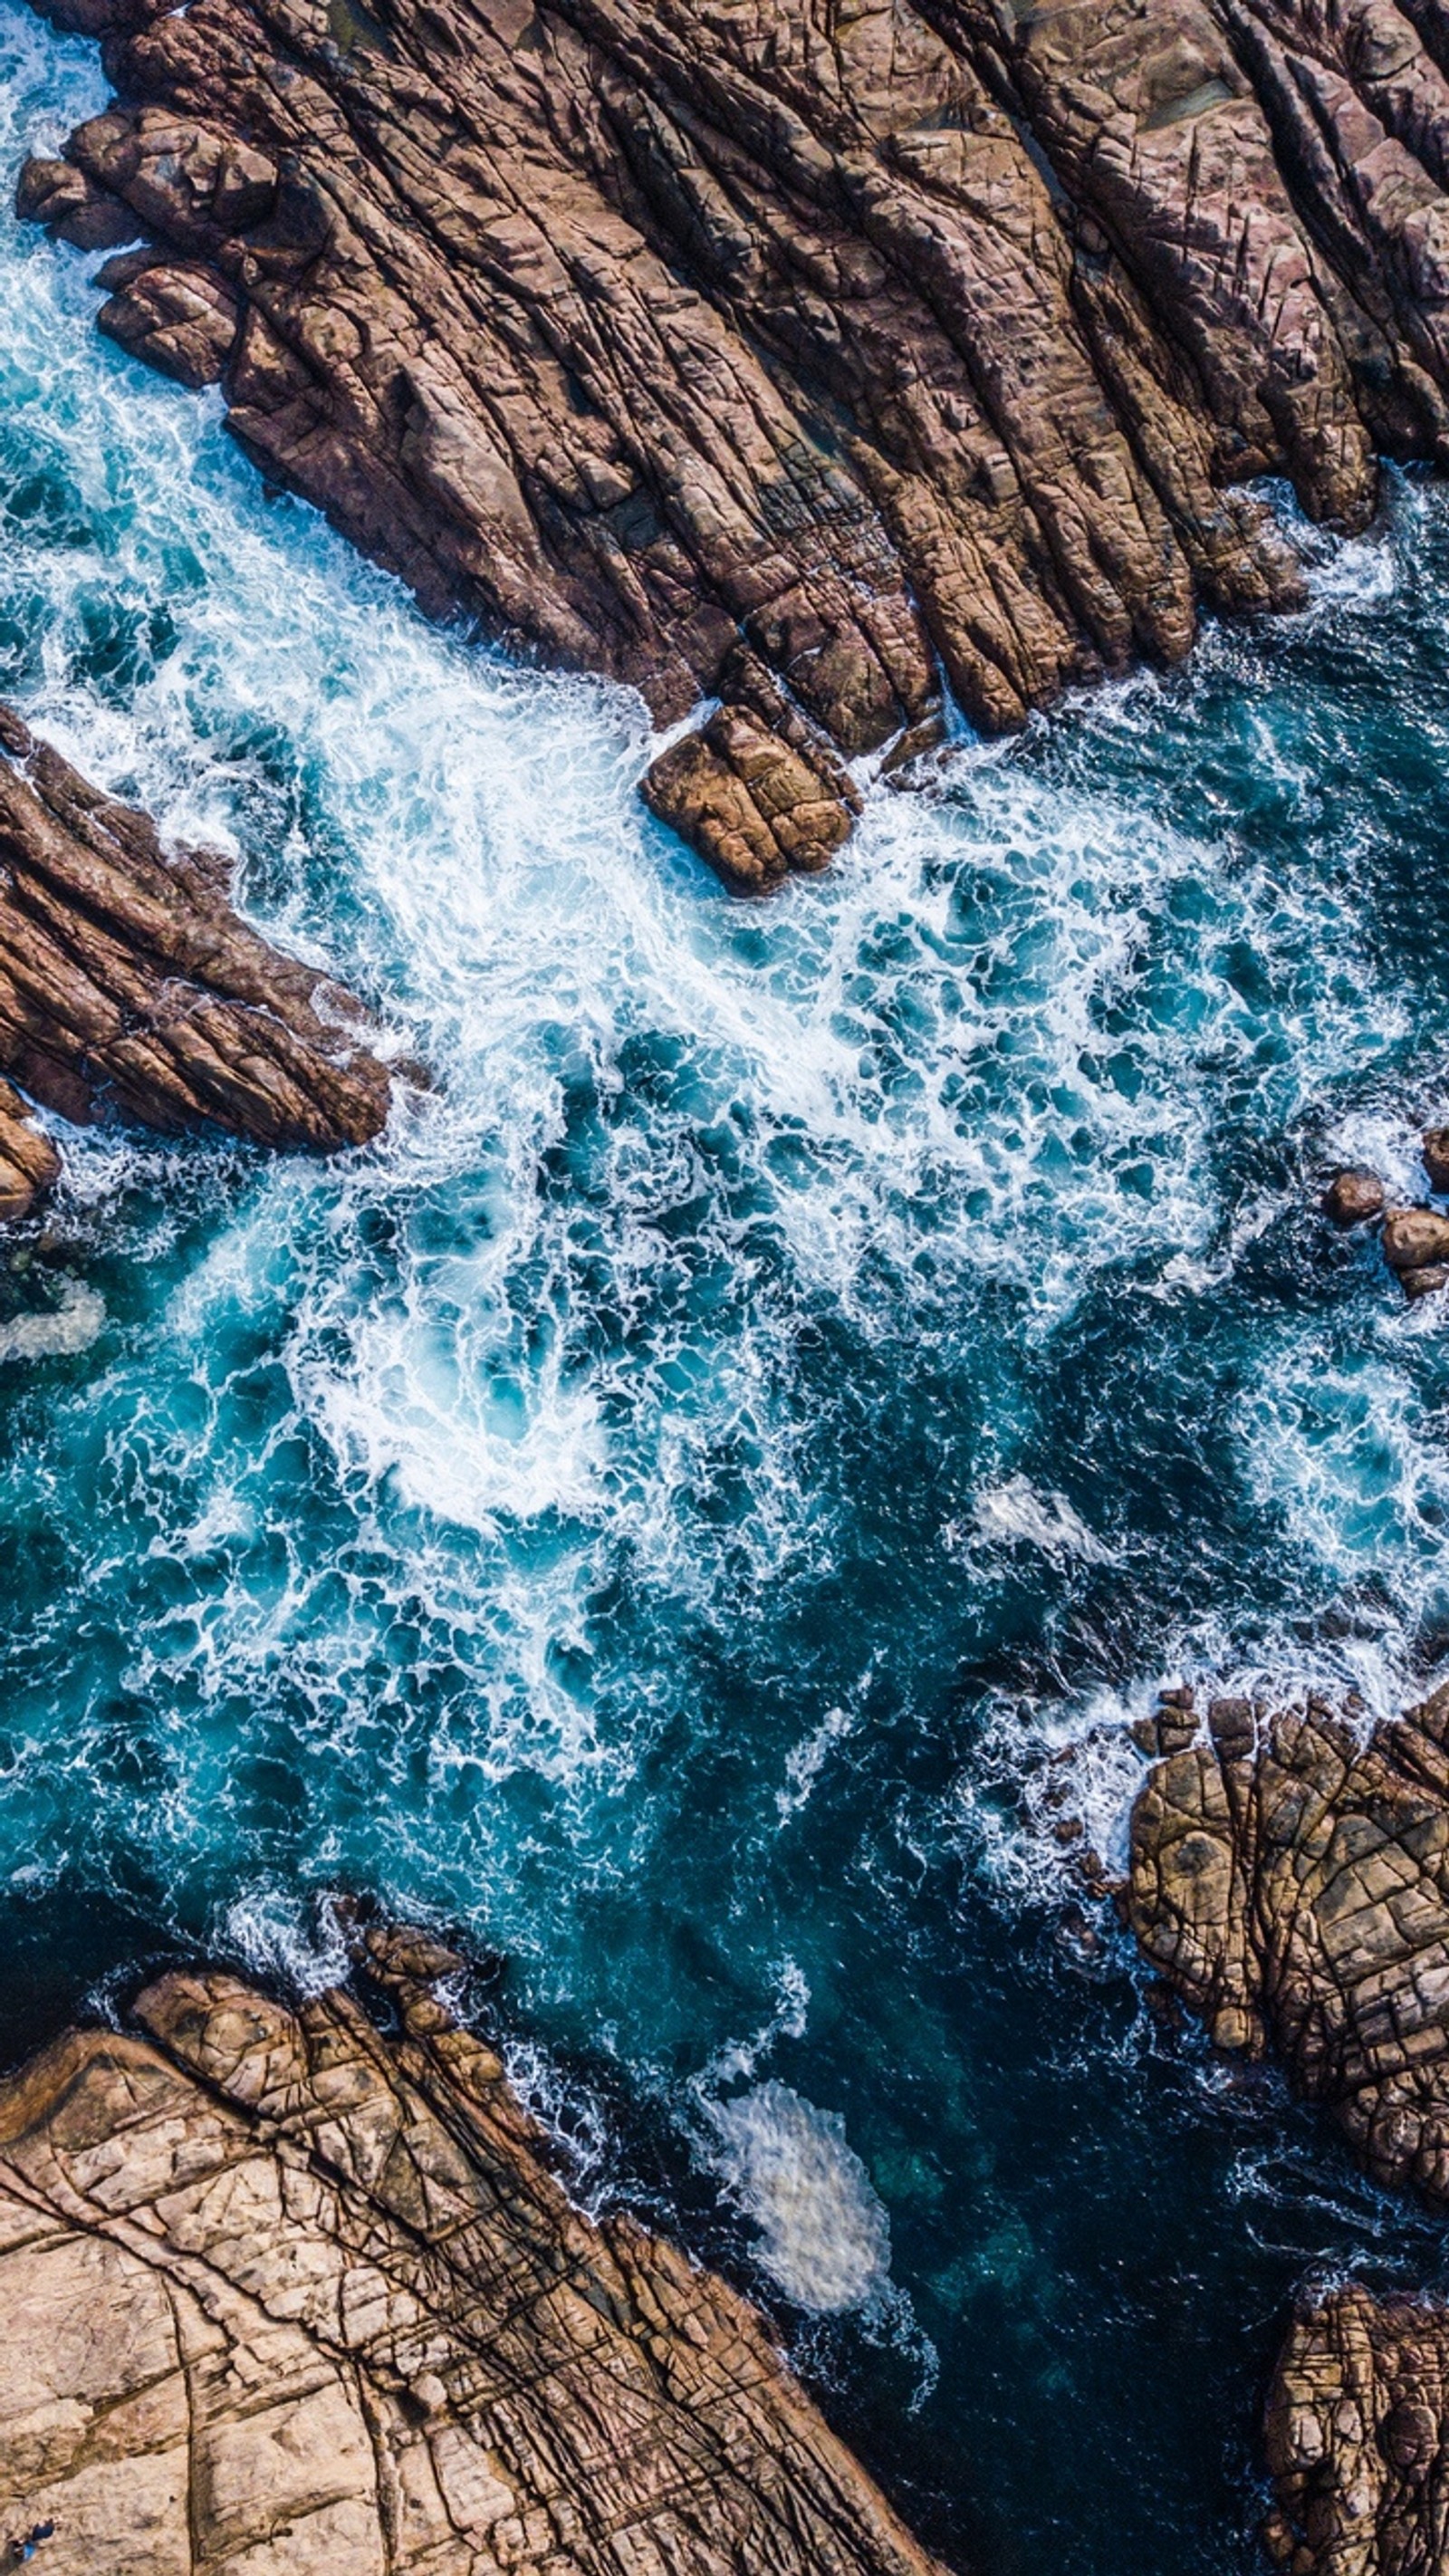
0,1920,948,2576
1128,1679,1449,2202
0,701,392,1201
1121,1687,1449,2571
1264,2284,1449,2576
21,0,1449,885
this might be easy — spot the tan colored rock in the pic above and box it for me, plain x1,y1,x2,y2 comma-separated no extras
26,0,1449,881
0,1922,950,2576
0,703,392,1165
1128,1679,1449,2201
1264,2283,1449,2576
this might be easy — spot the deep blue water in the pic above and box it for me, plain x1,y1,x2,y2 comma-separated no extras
6,7,1449,2567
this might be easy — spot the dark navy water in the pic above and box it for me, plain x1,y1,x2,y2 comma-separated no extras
5,8,1449,2566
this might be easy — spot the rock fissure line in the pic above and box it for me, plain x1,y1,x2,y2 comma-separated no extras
0,1918,953,2576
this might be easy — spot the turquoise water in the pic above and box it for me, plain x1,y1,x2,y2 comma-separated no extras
8,5,1449,2565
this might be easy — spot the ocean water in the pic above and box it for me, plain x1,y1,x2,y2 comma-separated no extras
5,5,1449,2566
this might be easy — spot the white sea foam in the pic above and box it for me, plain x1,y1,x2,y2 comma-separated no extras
217,1881,350,1994
0,1277,104,1361
964,1475,1114,1564
704,2081,892,2312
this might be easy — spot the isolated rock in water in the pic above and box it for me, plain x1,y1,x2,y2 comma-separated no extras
1382,1206,1449,1271
0,1076,60,1217
1129,1680,1449,2201
29,0,1449,880
1264,2283,1449,2576
1424,1126,1449,1193
1322,1167,1387,1226
0,704,391,1157
0,1923,949,2576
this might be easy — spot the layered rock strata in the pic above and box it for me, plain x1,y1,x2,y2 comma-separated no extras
1128,1678,1449,2203
0,702,391,1177
23,0,1449,884
1263,2283,1449,2576
0,1920,948,2576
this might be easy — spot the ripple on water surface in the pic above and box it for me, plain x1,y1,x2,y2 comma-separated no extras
5,3,1449,2566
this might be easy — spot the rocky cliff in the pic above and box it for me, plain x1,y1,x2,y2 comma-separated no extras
1264,2283,1449,2576
1124,1681,1449,2574
20,0,1449,885
1128,1680,1449,2202
0,1918,948,2576
0,702,393,1212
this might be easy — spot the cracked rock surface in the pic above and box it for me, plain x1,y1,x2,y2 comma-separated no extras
0,1921,948,2576
1263,2283,1449,2576
0,701,392,1171
1128,1679,1449,2204
23,0,1449,882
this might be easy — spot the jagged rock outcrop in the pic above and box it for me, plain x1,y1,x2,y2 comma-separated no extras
1128,1679,1449,2204
0,1920,948,2576
1263,2283,1449,2576
0,703,392,1177
22,0,1449,884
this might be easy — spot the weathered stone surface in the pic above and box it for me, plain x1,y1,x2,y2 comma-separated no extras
23,0,1449,880
1128,1679,1449,2201
1263,2283,1449,2576
0,1922,949,2576
0,1078,60,1218
1382,1206,1449,1270
0,703,391,1162
1423,1125,1449,1192
1323,1167,1387,1226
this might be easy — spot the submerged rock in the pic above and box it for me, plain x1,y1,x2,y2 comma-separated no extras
0,1921,948,2576
0,704,394,1181
1264,2283,1449,2576
24,0,1449,880
1128,1679,1449,2200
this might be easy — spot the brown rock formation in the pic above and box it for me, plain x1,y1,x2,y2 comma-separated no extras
0,1078,61,1217
0,1920,949,2576
1128,1679,1449,2203
0,702,392,1168
23,0,1449,884
1263,2283,1449,2576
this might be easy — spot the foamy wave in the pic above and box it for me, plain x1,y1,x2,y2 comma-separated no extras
0,1277,104,1362
704,2081,892,2312
962,1475,1114,1565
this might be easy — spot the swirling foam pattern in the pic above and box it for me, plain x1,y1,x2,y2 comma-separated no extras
5,4,1449,2566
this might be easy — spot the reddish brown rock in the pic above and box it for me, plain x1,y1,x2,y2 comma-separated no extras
1264,2283,1449,2576
24,0,1449,881
1423,1125,1449,1191
0,1077,60,1216
1382,1205,1449,1271
95,250,241,386
0,703,392,1169
1323,1167,1387,1226
1128,1679,1449,2201
0,1922,950,2576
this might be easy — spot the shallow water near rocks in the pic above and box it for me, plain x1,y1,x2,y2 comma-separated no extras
8,5,1449,2568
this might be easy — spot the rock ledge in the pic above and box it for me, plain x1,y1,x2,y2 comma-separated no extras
0,1919,949,2576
